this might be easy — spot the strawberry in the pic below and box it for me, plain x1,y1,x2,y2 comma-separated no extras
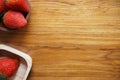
0,58,19,80
6,0,29,12
0,0,5,13
3,10,27,29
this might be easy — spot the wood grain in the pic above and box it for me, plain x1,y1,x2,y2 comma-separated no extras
0,0,120,80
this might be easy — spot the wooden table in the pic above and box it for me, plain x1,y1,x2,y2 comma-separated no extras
0,0,120,80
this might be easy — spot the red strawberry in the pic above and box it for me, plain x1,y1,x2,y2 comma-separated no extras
3,10,27,29
6,0,29,12
0,58,19,80
0,0,5,13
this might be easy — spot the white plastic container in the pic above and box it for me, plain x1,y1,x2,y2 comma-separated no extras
0,44,32,80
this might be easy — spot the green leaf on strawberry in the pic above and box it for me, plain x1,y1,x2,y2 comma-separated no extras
0,73,7,80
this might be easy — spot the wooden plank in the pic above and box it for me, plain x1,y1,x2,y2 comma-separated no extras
0,0,120,80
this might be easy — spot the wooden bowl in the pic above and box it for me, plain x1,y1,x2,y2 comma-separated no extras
0,0,30,32
0,44,32,80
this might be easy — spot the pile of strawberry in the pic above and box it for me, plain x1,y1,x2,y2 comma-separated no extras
0,58,19,80
0,0,30,29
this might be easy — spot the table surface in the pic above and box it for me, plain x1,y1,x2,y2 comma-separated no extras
0,0,120,80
